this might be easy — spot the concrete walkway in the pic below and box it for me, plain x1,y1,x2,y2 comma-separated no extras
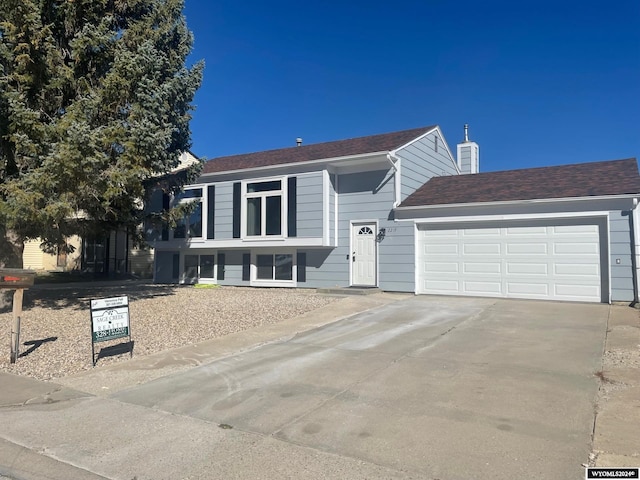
0,294,637,480
591,304,640,468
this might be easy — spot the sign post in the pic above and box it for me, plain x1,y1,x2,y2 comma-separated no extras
0,269,36,364
90,296,132,366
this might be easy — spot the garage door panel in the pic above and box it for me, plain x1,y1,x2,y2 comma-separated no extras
553,242,599,255
505,226,547,235
506,282,549,296
427,244,458,254
463,262,501,274
425,262,459,273
425,280,459,292
554,263,599,276
555,284,600,298
417,221,603,303
553,225,599,234
505,262,548,275
463,281,502,294
463,243,501,255
506,243,548,255
462,228,501,236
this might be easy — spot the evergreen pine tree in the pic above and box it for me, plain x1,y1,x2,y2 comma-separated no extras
0,0,203,290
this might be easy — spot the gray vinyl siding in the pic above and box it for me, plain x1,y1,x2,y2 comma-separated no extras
377,222,415,291
217,250,250,286
302,168,415,292
609,209,634,302
214,182,234,239
296,172,324,237
397,130,458,202
329,174,336,246
155,251,177,283
459,145,472,174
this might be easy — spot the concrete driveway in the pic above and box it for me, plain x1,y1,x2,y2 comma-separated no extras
0,295,608,480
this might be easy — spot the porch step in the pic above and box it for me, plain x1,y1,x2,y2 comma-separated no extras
316,287,382,296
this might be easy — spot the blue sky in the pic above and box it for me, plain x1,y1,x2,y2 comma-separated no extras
183,0,639,172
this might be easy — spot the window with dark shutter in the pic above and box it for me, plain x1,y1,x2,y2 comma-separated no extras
242,253,250,281
233,183,241,238
218,253,225,280
171,253,179,280
162,193,170,240
207,185,215,239
288,177,297,237
297,252,306,282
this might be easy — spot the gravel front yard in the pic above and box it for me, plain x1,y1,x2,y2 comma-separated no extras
0,284,338,381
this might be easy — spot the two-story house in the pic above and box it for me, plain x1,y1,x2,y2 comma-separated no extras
151,125,640,304
151,125,460,291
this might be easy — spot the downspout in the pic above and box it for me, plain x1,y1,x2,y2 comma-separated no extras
387,152,401,208
632,198,640,304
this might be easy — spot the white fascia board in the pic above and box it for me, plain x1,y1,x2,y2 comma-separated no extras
199,152,389,179
323,170,330,245
390,126,437,152
632,199,640,302
391,125,461,175
395,194,640,212
400,210,611,224
151,237,327,249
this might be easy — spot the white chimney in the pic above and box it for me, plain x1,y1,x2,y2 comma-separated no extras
296,137,302,147
456,124,479,174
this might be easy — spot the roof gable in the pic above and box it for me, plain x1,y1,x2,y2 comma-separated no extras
400,158,640,207
202,126,437,174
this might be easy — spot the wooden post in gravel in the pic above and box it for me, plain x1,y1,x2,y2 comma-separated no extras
0,269,35,364
11,289,24,363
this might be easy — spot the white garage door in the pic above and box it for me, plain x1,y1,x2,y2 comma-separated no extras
416,222,604,302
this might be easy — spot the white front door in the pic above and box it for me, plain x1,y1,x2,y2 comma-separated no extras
352,222,377,286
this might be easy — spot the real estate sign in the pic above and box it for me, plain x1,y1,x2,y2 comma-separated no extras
90,296,132,366
90,296,130,342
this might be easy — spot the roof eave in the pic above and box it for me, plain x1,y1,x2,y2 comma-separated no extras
200,151,390,177
395,193,640,211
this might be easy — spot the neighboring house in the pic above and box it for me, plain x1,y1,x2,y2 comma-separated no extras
151,125,640,304
23,236,82,272
24,152,199,278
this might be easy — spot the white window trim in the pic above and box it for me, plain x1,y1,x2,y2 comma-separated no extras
172,187,204,241
179,252,217,284
250,250,297,287
241,176,288,240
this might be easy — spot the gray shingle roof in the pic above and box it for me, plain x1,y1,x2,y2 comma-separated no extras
202,126,437,174
400,158,640,207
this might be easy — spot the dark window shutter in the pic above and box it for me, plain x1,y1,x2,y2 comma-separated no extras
207,185,215,239
288,177,297,237
297,252,306,283
218,253,225,280
242,253,250,281
162,193,170,241
233,182,241,238
172,253,180,280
